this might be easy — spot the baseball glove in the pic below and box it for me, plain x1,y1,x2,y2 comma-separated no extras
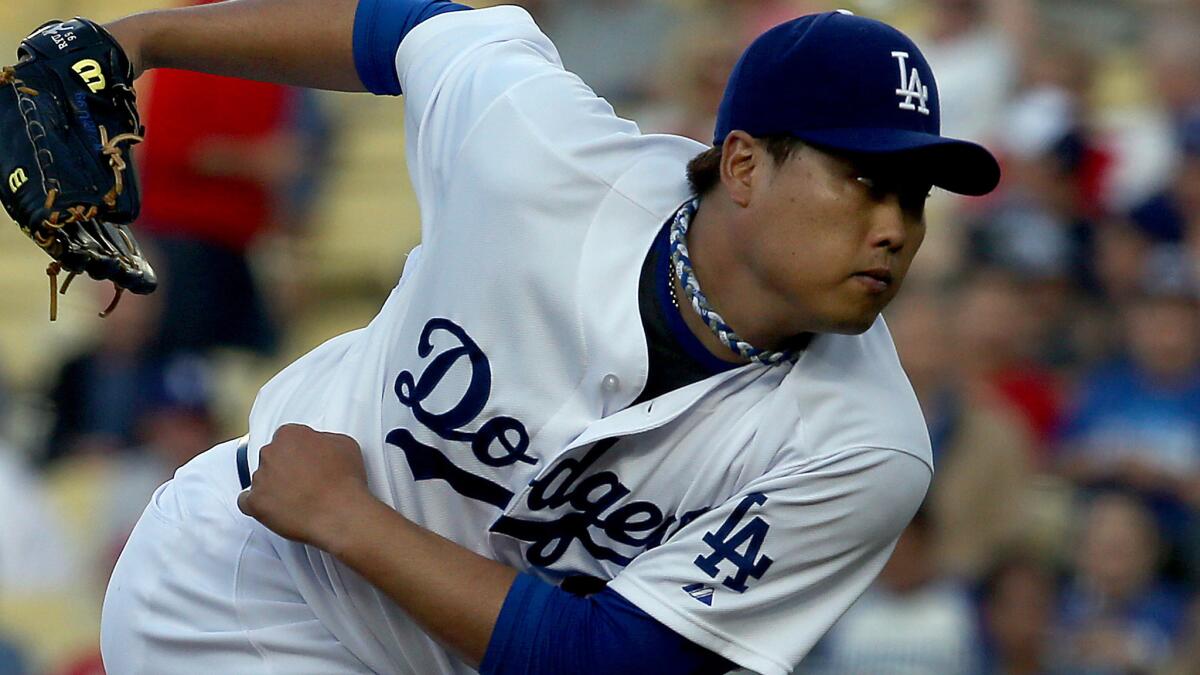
0,18,156,320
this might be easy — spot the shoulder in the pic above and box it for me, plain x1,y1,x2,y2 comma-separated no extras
395,4,706,213
771,317,932,470
398,4,549,59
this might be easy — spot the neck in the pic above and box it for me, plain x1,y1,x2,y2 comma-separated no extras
669,253,747,365
683,195,806,357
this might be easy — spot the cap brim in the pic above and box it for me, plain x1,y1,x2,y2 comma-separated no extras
792,128,1001,196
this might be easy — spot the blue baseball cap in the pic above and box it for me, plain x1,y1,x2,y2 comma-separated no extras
714,10,1001,196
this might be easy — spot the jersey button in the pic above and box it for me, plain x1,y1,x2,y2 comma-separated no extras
601,374,620,392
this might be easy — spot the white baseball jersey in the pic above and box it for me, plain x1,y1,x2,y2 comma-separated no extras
243,7,932,674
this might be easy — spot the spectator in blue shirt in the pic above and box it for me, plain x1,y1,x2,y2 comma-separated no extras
1055,492,1190,674
1057,247,1200,579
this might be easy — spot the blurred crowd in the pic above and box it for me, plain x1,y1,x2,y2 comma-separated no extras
2,0,1200,673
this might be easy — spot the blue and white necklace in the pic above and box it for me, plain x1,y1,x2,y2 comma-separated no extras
667,198,799,366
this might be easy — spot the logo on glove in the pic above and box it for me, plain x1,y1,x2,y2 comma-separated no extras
71,59,105,92
7,168,27,193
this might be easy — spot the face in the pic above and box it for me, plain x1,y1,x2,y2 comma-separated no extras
1077,495,1158,602
1125,297,1200,378
984,563,1055,661
889,295,951,391
953,272,1033,366
726,135,928,335
876,520,934,593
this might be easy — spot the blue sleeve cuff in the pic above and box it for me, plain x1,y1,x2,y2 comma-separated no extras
352,0,471,96
481,573,554,671
481,574,735,675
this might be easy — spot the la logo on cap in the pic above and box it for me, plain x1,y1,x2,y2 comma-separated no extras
891,51,930,115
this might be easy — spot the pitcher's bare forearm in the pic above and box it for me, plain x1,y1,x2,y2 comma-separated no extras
236,425,515,667
105,0,363,91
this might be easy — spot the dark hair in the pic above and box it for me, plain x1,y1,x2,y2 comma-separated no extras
686,134,804,196
978,549,1058,603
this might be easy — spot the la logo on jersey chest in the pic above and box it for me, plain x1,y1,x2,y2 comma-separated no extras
891,51,930,115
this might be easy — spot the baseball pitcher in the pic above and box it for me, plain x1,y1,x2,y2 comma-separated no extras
0,1,1001,673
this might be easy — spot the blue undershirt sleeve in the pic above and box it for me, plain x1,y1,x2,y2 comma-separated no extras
480,573,736,675
352,0,470,95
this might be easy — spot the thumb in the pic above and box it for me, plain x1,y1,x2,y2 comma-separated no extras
237,489,254,517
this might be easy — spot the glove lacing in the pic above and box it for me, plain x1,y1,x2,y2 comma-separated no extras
0,65,40,96
98,124,143,207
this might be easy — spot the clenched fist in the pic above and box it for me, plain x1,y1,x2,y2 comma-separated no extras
237,423,376,552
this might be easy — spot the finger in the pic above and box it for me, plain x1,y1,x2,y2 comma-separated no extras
237,489,254,517
273,422,313,442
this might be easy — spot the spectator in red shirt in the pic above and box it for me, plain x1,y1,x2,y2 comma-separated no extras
135,0,327,356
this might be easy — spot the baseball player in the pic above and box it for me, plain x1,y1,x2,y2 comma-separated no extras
50,1,998,673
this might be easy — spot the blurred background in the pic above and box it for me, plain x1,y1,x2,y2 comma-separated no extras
1,0,1199,673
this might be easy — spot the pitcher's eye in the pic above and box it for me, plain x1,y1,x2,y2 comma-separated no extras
854,175,888,200
854,175,879,195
